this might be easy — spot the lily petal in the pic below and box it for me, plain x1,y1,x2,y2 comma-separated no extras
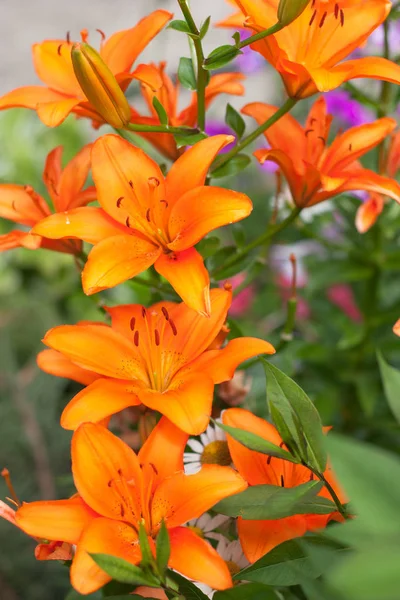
72,423,143,521
0,86,69,112
0,184,48,226
15,497,94,544
33,207,125,244
71,518,140,595
138,371,214,435
121,64,164,91
61,378,141,430
169,526,232,590
167,186,252,252
91,134,165,226
155,248,210,316
0,231,42,252
355,194,384,234
223,408,283,486
138,417,188,487
152,465,246,528
166,135,235,206
82,233,161,295
37,349,101,386
238,515,307,563
43,323,146,381
32,41,81,96
36,98,81,127
57,144,93,211
100,10,173,75
190,337,275,384
253,149,304,205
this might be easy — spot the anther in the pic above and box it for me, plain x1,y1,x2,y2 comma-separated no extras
310,118,317,125
120,504,125,517
266,455,272,465
160,199,168,207
305,129,314,137
148,177,160,188
319,11,327,27
134,331,140,346
80,28,89,42
130,317,136,331
57,44,63,56
309,9,317,26
154,329,160,346
279,441,285,448
309,472,314,481
12,200,17,211
280,475,285,487
340,8,344,26
66,31,71,43
349,143,352,151
146,208,151,222
128,180,133,188
169,319,178,336
96,28,106,41
161,306,169,321
149,462,159,475
318,136,326,145
126,216,131,228
224,281,233,292
118,468,123,476
107,479,113,487
1,468,21,507
334,3,339,18
116,196,123,208
141,307,146,318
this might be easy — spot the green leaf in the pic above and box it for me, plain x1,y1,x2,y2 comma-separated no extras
89,554,159,587
213,481,336,520
377,350,400,423
174,131,208,149
232,31,241,46
225,103,245,138
214,583,278,599
214,420,300,464
156,520,170,576
138,522,154,568
327,434,400,536
236,536,348,586
152,97,168,126
211,154,250,179
166,570,209,599
328,540,400,600
204,45,242,70
197,236,220,259
199,16,211,39
263,361,328,472
178,57,197,90
168,19,191,34
65,591,102,599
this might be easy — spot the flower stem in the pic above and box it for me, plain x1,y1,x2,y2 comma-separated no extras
210,97,298,173
312,468,348,519
125,122,199,135
238,21,284,49
212,206,302,277
178,0,207,130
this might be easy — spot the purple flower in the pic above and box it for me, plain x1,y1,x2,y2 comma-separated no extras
325,89,372,128
204,121,236,153
235,30,265,74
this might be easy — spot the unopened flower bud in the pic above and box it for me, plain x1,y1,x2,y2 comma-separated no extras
71,42,131,128
277,0,311,25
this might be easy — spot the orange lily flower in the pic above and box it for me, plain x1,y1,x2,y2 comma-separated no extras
222,408,346,563
131,63,245,160
38,288,275,435
14,419,247,594
0,144,95,254
0,11,172,127
219,0,400,98
32,134,253,314
356,129,400,233
243,96,400,208
393,318,400,336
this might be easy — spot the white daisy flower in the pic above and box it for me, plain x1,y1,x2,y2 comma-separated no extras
184,419,231,474
186,512,231,542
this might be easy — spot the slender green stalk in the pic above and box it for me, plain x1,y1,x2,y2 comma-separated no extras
125,122,199,135
311,468,348,519
210,97,298,173
212,206,301,277
238,21,284,48
177,0,207,130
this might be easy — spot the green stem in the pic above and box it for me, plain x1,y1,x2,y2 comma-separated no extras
312,469,348,519
178,0,207,130
210,97,298,173
125,122,199,135
212,206,301,277
238,21,284,48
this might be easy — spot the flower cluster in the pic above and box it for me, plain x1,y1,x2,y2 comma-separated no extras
1,0,400,598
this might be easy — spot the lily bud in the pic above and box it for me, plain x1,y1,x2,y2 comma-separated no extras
277,0,311,25
71,42,131,128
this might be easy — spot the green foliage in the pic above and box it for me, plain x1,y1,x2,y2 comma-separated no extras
177,57,197,90
203,45,242,70
225,104,246,139
211,154,251,179
89,554,159,587
377,350,400,423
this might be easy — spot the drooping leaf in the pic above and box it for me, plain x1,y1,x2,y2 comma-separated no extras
214,583,278,600
199,16,211,39
214,420,300,464
211,154,250,179
213,481,337,520
167,19,192,34
225,103,245,139
377,350,400,423
166,570,209,600
204,45,242,70
236,536,348,586
152,97,168,126
89,554,159,587
263,361,328,473
174,131,208,148
156,520,170,577
178,57,197,90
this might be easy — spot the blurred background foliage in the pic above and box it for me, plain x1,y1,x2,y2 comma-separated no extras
1,43,400,600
